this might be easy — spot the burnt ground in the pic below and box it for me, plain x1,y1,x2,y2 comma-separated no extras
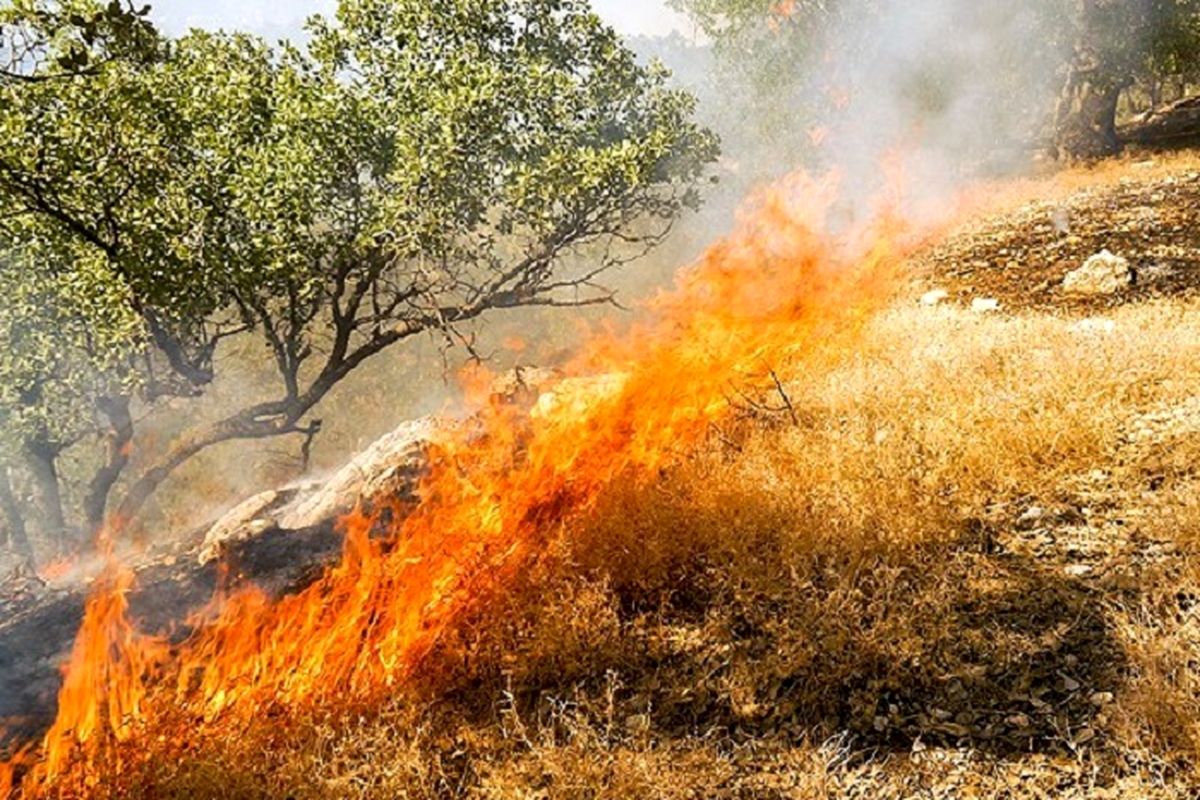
0,523,340,742
914,162,1200,312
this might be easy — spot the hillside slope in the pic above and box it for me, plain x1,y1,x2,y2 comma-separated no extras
19,154,1200,799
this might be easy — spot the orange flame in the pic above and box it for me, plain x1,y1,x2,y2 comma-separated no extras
35,557,74,584
2,170,915,795
501,334,528,353
769,0,797,27
5,564,166,792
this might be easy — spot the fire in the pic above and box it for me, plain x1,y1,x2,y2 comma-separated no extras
35,557,74,584
1,170,913,795
501,334,528,353
769,0,797,28
3,564,167,793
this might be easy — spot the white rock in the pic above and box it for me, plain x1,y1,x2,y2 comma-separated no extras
920,289,949,307
1017,506,1044,525
278,416,441,530
1070,318,1116,336
1062,250,1133,296
198,489,291,564
971,298,1001,314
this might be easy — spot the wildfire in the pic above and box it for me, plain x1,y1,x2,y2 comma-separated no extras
1,170,913,795
34,558,74,584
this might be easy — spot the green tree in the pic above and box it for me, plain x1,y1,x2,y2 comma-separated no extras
1,0,157,83
1053,0,1200,157
0,0,719,555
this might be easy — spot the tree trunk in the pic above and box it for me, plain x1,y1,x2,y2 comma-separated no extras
112,413,302,532
82,395,134,539
0,465,35,567
1055,79,1125,160
1119,95,1200,148
22,438,72,553
110,326,409,532
1051,0,1128,161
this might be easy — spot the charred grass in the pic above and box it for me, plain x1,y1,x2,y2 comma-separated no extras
106,299,1200,798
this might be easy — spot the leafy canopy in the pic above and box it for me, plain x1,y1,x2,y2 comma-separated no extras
0,0,718,535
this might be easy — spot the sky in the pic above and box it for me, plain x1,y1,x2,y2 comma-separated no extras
147,0,694,40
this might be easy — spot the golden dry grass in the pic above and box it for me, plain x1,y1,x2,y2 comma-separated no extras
91,292,1200,799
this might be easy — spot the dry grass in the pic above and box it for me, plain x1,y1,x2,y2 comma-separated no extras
89,293,1200,798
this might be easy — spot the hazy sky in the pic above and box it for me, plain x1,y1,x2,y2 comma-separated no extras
147,0,693,40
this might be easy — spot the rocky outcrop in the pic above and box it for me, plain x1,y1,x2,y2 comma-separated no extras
1062,250,1133,296
197,416,441,564
197,367,566,565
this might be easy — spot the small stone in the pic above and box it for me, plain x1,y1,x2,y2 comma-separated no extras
1006,713,1031,727
1050,207,1071,233
971,298,1001,314
921,288,950,306
1062,250,1133,296
1064,564,1093,578
1062,676,1080,692
1070,318,1116,336
937,722,971,738
1074,727,1096,745
1017,506,1044,526
1090,691,1114,706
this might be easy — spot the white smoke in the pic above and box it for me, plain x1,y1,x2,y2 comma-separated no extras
810,0,1065,216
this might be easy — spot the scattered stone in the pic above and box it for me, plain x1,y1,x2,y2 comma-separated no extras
1062,250,1133,296
1062,675,1081,692
1017,506,1044,527
1064,564,1094,578
1090,692,1115,706
971,298,1001,313
935,722,972,738
1070,318,1116,336
921,288,949,306
1050,207,1071,233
